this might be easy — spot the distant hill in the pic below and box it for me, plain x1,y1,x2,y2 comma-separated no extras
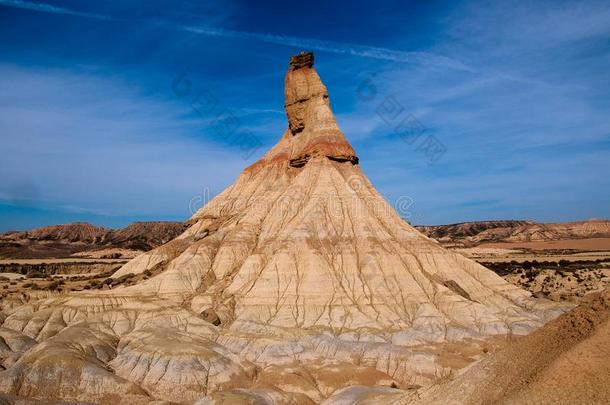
416,219,610,246
104,222,189,251
0,221,187,259
3,222,108,243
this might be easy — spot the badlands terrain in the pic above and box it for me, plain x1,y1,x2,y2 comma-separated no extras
0,53,608,404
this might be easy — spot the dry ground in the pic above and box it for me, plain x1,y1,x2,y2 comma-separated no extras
450,239,610,302
0,258,128,304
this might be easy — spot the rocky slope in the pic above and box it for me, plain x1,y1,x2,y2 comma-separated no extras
0,52,567,404
0,221,187,258
417,219,610,246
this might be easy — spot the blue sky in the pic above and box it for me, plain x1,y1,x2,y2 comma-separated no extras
0,0,609,231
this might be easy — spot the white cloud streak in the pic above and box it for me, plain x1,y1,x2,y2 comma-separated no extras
179,25,471,71
0,0,110,20
0,0,470,71
0,64,246,218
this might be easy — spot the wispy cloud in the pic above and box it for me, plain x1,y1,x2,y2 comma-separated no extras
0,0,110,20
236,108,285,116
178,25,471,71
0,0,469,71
351,0,610,224
0,64,247,220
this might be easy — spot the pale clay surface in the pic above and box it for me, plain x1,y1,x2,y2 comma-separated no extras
0,53,567,404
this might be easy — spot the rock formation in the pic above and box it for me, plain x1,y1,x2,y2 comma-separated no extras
0,52,566,404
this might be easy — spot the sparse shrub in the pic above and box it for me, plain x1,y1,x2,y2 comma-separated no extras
46,281,60,291
98,269,118,278
524,268,537,281
26,270,45,278
114,273,135,285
